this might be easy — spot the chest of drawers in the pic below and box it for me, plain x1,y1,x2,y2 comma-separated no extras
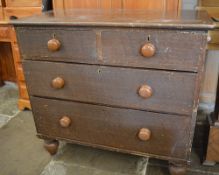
13,9,213,175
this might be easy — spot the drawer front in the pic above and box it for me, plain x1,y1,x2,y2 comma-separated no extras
0,26,10,41
101,30,205,72
32,97,191,160
17,27,206,72
23,61,197,115
4,7,41,20
17,28,97,61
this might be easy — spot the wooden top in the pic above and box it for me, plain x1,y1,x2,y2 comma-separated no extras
11,9,215,30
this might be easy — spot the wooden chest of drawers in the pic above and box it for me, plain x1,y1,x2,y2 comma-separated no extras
13,9,213,175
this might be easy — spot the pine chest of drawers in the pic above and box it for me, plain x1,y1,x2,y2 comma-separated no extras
13,10,213,175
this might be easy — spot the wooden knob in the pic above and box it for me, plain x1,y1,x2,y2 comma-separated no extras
138,85,153,99
141,43,156,57
59,116,71,128
52,77,65,89
138,128,151,141
48,38,61,52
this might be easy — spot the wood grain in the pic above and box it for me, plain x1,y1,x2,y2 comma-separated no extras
18,98,31,110
53,0,180,13
123,0,165,10
196,7,219,18
99,0,122,9
0,26,10,41
16,64,25,81
199,0,219,6
4,7,41,19
0,7,4,20
206,126,219,162
10,26,31,110
0,42,16,82
23,60,197,115
31,96,191,160
12,10,213,30
208,30,219,45
5,0,41,7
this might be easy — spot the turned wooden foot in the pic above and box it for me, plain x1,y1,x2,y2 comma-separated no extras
44,139,59,155
169,162,187,175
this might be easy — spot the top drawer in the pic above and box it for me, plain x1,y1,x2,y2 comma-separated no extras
16,27,206,72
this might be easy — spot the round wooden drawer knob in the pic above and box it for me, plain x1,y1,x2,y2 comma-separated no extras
138,128,151,141
141,43,156,57
59,116,71,128
52,77,65,89
48,38,61,52
138,85,153,99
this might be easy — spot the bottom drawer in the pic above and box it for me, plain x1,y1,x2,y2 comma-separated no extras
32,97,191,161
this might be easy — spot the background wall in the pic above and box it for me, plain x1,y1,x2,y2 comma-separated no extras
185,0,219,113
182,0,197,10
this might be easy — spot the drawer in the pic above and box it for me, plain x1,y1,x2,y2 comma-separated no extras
32,97,191,160
17,28,206,72
23,61,197,115
16,27,97,62
0,26,10,41
4,7,41,20
5,0,41,7
101,30,206,72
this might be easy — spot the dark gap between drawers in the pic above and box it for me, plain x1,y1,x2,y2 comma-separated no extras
22,59,199,74
30,95,192,117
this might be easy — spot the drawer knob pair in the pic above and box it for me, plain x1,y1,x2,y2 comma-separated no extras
138,128,151,141
52,77,65,89
48,38,61,52
141,43,156,58
59,116,71,128
138,85,153,99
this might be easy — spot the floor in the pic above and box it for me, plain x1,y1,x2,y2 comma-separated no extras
0,82,219,175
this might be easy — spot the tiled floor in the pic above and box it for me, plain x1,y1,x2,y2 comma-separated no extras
0,83,219,175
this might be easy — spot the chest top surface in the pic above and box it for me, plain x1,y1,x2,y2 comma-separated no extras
12,9,214,30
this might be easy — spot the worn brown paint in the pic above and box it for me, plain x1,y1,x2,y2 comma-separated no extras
17,27,207,72
23,60,197,116
31,96,191,160
13,9,213,175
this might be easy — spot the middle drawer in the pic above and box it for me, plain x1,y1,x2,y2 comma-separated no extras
23,60,197,115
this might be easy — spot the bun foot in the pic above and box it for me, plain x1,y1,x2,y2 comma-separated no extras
44,139,59,155
169,162,187,175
